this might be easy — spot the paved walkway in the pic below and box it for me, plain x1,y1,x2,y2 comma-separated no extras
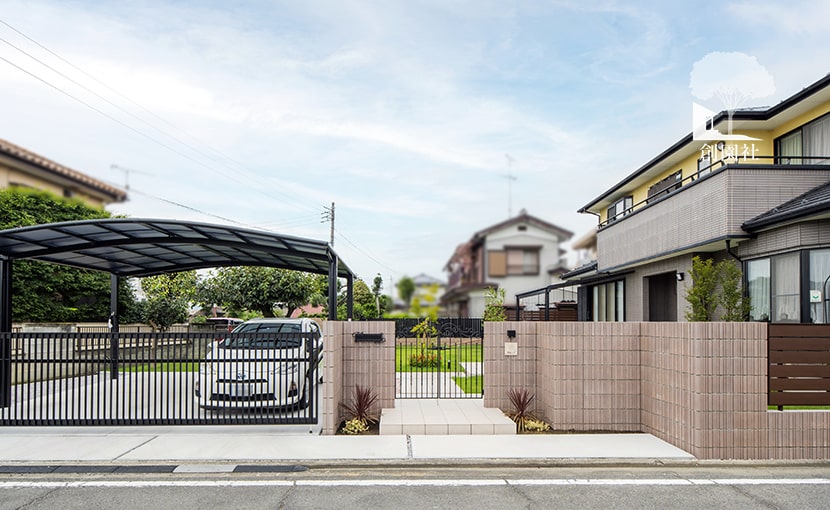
379,399,515,435
0,426,695,466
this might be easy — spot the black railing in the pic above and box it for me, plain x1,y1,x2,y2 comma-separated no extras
394,318,483,399
599,156,830,229
0,331,319,426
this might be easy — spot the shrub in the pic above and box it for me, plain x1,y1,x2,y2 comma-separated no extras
506,388,549,433
684,256,751,321
483,287,507,321
338,385,378,433
409,318,441,368
341,418,369,435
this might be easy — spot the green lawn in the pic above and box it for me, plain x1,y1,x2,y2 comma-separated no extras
768,405,830,410
106,362,200,373
452,375,482,394
395,342,482,372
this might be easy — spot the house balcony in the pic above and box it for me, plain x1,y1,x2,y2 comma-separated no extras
596,162,830,272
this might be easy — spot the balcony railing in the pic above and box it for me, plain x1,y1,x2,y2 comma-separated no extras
599,155,830,229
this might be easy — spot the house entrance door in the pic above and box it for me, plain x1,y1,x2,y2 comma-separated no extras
648,272,678,321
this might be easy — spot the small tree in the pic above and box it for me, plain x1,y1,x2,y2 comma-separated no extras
140,272,197,331
719,260,751,321
483,287,507,321
684,256,720,321
372,273,384,317
685,256,750,321
397,276,415,308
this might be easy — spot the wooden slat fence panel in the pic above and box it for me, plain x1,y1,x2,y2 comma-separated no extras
768,324,830,408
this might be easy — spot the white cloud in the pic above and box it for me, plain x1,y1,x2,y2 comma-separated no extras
727,1,830,35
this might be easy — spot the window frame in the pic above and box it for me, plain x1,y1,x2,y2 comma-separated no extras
504,246,540,276
774,111,830,164
606,196,633,223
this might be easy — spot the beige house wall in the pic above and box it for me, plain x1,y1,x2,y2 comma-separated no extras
597,167,830,271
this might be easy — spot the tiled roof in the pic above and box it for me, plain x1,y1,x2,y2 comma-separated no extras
561,260,597,280
742,180,830,232
472,210,573,241
0,138,127,203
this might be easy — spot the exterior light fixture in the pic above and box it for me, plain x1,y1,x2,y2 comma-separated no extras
676,272,685,282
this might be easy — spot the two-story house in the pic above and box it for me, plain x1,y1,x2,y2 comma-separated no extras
0,138,126,207
567,73,830,323
441,209,572,317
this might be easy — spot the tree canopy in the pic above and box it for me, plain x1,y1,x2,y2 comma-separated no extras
197,266,319,318
0,187,140,322
140,272,198,331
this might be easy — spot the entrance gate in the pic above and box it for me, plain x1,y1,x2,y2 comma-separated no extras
0,330,319,426
394,318,483,399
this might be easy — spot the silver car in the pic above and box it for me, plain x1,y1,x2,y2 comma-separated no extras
195,318,323,409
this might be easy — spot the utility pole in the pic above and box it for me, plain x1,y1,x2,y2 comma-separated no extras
321,202,335,246
504,154,517,217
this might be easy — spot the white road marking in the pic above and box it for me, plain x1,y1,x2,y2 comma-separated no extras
0,479,828,488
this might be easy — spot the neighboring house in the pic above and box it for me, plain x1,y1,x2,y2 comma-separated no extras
570,229,597,268
411,273,445,308
566,73,830,323
441,209,573,317
0,138,126,207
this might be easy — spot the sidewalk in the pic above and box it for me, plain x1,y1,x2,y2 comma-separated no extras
0,426,695,466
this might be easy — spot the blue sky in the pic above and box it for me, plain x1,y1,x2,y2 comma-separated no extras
1,1,829,290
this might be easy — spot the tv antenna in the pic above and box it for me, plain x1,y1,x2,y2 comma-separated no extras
110,164,154,191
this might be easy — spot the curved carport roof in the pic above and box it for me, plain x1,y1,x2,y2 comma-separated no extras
0,218,355,328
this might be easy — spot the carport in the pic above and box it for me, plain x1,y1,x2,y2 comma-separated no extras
0,218,355,424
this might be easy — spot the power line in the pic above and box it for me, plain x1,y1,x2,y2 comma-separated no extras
0,18,392,275
334,227,401,277
0,18,322,216
124,188,253,228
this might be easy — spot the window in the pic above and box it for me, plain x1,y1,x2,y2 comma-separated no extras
778,130,802,164
506,247,539,275
606,196,633,223
488,251,507,277
746,258,770,321
747,248,830,323
488,248,539,276
776,113,830,164
747,253,799,323
809,249,830,323
772,253,801,322
591,280,624,322
697,154,712,176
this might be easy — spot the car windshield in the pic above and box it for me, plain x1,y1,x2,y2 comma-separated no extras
221,322,304,349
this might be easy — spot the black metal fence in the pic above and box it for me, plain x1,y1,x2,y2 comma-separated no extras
0,331,320,426
395,318,483,399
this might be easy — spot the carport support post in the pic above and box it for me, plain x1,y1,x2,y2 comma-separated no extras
109,274,119,380
327,253,338,320
346,274,353,320
0,257,11,407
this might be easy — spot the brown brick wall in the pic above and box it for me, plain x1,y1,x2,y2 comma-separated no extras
322,321,395,434
329,320,829,459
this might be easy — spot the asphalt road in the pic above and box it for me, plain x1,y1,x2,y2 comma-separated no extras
1,465,828,509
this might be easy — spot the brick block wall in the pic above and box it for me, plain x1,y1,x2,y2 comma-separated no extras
329,320,829,460
322,321,395,434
